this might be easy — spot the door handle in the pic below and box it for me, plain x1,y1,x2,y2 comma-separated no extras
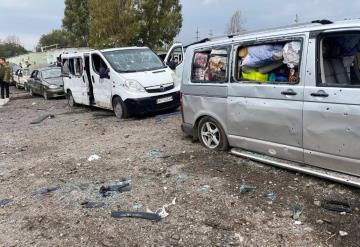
281,90,297,96
311,92,329,97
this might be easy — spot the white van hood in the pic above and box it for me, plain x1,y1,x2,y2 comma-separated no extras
120,68,174,88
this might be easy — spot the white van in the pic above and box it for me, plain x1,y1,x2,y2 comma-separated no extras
180,19,360,187
61,47,181,118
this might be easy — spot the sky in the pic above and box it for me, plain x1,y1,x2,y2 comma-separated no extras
0,0,360,51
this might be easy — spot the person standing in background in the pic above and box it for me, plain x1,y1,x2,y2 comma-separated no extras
0,57,12,104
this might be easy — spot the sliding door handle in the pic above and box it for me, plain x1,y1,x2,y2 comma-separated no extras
281,90,297,96
311,92,329,97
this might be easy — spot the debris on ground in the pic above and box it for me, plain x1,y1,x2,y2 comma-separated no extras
0,199,12,207
322,200,352,213
339,231,348,237
239,183,256,194
32,186,60,197
155,111,181,123
154,198,177,219
292,204,303,220
81,201,106,209
264,192,277,203
198,185,210,193
30,114,55,124
147,150,163,159
313,199,321,207
133,202,143,210
176,174,188,184
111,211,162,222
99,180,131,197
88,154,101,162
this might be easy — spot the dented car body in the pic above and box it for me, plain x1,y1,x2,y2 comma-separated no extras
181,20,360,183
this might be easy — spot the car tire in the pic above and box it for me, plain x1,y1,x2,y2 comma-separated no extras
67,90,77,107
113,97,129,119
198,117,229,151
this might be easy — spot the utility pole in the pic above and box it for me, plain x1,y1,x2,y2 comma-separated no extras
295,14,299,24
195,27,200,41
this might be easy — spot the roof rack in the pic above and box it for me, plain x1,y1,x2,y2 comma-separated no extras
311,19,333,25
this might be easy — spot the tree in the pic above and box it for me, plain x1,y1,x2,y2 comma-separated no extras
135,0,183,49
37,29,71,50
0,36,28,58
226,10,245,35
62,0,90,47
88,0,140,48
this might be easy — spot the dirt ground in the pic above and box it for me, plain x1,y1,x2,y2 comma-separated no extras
0,87,359,247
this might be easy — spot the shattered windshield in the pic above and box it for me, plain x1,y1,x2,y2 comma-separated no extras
42,68,62,79
103,48,166,73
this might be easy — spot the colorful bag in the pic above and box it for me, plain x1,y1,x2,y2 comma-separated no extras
242,44,284,68
207,55,227,81
242,70,269,82
283,41,301,68
193,53,209,68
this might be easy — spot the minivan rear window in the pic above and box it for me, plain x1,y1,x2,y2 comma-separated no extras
191,47,229,83
235,40,302,85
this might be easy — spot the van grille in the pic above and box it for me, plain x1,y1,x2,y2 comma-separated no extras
145,83,174,93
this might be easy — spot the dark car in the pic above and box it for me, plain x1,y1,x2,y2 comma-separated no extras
28,67,65,100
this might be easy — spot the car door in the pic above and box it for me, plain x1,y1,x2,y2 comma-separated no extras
73,57,87,104
303,30,360,176
227,35,307,163
34,71,43,94
165,43,184,80
89,52,113,109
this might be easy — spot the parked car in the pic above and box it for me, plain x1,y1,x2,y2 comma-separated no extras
180,19,360,186
28,67,65,100
14,68,31,90
62,47,180,119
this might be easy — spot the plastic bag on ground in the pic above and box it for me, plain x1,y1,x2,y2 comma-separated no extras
283,41,301,68
242,45,284,68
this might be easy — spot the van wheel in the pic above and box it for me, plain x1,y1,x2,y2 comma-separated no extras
113,97,128,119
67,91,77,107
198,117,229,151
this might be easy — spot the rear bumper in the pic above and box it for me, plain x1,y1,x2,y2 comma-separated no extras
124,91,180,115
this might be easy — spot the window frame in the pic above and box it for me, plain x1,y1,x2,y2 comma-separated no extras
316,31,360,88
91,53,108,75
190,45,232,84
232,36,304,86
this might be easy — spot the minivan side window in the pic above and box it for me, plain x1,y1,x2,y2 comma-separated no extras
74,58,83,76
92,54,108,75
235,40,302,85
191,47,229,83
318,33,360,87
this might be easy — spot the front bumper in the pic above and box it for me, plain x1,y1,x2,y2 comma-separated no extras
124,91,180,115
46,88,65,98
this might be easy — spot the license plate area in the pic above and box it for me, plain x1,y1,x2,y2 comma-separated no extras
156,96,173,104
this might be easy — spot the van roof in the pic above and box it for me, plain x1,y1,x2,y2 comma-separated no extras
189,19,360,49
62,47,150,58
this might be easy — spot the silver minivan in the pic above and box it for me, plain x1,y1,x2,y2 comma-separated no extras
181,20,360,186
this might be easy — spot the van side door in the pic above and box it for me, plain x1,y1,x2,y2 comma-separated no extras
89,52,113,109
227,35,307,163
304,30,360,176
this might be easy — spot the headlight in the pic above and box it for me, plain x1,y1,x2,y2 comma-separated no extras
49,85,58,89
171,73,180,87
124,80,145,92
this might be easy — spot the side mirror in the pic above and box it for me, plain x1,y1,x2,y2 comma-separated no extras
100,68,110,79
167,61,177,70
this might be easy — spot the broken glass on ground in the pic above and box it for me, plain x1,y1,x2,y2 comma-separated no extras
147,150,162,159
198,185,210,193
0,199,12,207
32,186,60,197
99,180,131,197
239,183,256,194
264,192,277,203
88,154,101,162
292,204,303,220
176,174,188,184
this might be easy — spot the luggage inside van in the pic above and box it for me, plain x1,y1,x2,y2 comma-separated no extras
237,41,301,84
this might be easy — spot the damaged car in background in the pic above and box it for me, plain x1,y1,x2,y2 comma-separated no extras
28,67,65,100
180,19,360,187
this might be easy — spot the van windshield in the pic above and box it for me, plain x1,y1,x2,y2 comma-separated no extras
103,48,166,73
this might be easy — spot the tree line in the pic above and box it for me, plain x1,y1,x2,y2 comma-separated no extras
38,0,183,50
0,36,28,59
